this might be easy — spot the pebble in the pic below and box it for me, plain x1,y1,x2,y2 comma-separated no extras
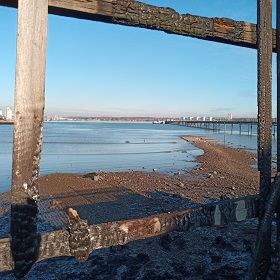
93,175,100,181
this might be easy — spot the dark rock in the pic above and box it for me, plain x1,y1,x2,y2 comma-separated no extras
110,245,123,252
173,237,185,249
213,236,234,250
210,255,222,263
136,253,150,264
82,172,99,180
160,233,172,251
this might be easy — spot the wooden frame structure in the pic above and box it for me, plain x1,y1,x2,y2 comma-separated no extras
0,0,280,278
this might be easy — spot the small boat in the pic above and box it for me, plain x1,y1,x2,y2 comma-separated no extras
152,120,164,124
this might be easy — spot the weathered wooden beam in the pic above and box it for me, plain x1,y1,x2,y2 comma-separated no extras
270,1,280,278
251,1,273,278
248,175,280,279
0,195,259,272
0,0,277,52
257,1,273,210
11,0,48,278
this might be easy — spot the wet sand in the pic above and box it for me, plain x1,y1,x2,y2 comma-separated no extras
0,136,265,279
35,135,260,227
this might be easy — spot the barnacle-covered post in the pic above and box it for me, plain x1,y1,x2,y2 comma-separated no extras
10,0,48,278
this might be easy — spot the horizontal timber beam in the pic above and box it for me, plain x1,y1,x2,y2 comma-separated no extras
0,195,259,272
0,0,276,52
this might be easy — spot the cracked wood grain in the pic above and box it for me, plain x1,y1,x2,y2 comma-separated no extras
0,0,277,51
0,195,259,272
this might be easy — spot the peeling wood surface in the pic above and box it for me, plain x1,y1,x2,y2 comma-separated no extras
0,0,277,52
10,0,48,277
0,195,259,272
11,0,48,205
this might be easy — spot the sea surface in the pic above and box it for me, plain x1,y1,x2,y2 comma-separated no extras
0,121,277,193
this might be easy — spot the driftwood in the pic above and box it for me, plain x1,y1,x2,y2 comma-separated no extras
0,0,277,52
0,195,259,272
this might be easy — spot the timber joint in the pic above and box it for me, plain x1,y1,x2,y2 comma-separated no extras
68,208,91,262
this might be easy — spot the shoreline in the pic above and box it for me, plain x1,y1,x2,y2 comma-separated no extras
0,135,263,279
0,135,261,227
36,135,260,219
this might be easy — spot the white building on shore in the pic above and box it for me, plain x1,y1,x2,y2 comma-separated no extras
6,107,13,120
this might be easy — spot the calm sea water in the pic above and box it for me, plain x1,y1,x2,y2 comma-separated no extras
0,121,277,193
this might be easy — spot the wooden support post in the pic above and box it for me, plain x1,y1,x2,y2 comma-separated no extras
223,122,226,144
273,0,280,276
249,175,280,279
249,0,273,278
11,0,48,278
257,0,273,217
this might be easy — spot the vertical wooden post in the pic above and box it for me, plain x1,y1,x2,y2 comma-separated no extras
277,0,280,180
273,0,280,276
223,122,226,144
11,0,48,278
257,0,272,218
253,0,273,278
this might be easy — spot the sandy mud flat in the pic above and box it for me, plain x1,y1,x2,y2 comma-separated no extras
0,136,268,279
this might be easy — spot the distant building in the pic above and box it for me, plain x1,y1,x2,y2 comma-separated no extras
201,117,206,121
228,113,233,120
0,107,4,120
6,107,13,120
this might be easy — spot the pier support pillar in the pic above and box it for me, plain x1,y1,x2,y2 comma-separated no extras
249,0,272,278
10,1,48,277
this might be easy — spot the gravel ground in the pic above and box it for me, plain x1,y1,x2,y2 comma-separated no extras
0,136,270,279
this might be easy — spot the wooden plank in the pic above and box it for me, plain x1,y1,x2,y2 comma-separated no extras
0,0,277,52
0,195,259,271
11,0,48,278
87,195,258,252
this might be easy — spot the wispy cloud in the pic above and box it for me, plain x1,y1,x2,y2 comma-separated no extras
238,90,256,99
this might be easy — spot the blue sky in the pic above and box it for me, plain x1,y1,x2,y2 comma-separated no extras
0,0,278,118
